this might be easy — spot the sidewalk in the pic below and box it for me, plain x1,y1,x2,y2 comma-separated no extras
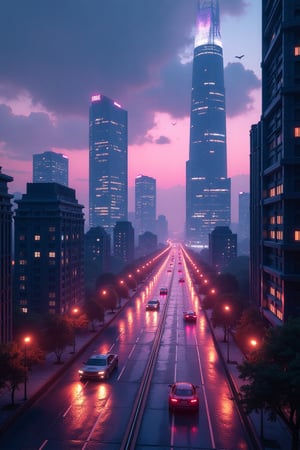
204,308,293,450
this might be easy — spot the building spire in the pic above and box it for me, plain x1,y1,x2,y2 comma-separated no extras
194,0,222,49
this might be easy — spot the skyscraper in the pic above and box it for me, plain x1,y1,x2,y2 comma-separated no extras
89,94,128,235
251,0,300,325
186,0,231,249
33,151,69,186
135,175,156,237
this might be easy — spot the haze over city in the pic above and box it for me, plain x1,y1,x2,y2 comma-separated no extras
0,0,261,233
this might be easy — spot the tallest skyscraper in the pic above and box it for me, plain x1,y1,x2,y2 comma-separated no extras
186,0,231,248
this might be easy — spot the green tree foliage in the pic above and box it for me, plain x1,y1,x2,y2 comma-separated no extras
0,343,26,406
41,315,73,364
238,318,300,450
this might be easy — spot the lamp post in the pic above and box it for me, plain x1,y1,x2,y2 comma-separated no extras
224,305,231,363
23,336,31,400
71,307,79,353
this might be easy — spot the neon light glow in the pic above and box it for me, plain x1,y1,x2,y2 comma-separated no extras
114,101,122,108
194,2,222,48
91,94,101,102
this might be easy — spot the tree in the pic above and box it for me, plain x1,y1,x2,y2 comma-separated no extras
211,294,242,341
0,343,27,406
238,318,300,450
234,307,266,355
41,315,73,364
84,297,105,331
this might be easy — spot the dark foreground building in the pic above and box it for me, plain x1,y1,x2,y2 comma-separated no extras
14,183,84,316
0,168,14,343
186,0,231,249
254,0,300,325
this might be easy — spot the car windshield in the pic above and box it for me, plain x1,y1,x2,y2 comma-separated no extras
86,358,106,366
175,387,193,396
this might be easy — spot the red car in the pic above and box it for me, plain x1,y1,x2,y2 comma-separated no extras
160,287,168,295
168,381,199,412
183,311,197,322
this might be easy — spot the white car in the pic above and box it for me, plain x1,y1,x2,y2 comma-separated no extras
78,353,118,380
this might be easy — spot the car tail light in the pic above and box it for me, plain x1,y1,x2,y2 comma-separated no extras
170,398,178,404
190,399,198,404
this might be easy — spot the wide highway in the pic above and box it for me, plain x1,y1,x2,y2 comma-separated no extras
0,243,256,450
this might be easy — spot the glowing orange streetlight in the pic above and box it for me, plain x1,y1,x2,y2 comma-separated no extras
71,307,80,353
23,336,31,400
224,305,231,363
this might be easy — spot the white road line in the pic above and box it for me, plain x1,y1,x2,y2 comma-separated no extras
194,331,216,449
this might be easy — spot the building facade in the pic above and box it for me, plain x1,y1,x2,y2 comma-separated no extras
0,168,14,343
209,226,237,272
84,226,111,290
258,0,300,324
89,94,128,235
186,0,231,249
14,183,84,316
33,151,69,186
135,175,156,237
113,221,134,266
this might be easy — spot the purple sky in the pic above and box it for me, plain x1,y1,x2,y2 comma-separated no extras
0,0,261,233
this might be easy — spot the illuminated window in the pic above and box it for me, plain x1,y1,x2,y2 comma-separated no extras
295,230,300,240
49,301,56,306
276,231,283,240
295,127,300,137
34,251,40,258
295,46,300,56
49,251,56,258
19,259,26,265
34,235,41,241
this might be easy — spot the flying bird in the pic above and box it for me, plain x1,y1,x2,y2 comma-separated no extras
235,54,245,59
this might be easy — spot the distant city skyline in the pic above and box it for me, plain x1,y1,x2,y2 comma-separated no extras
0,1,260,233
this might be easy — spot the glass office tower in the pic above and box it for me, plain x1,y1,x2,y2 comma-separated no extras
89,94,128,235
135,175,156,237
33,151,69,186
186,0,231,248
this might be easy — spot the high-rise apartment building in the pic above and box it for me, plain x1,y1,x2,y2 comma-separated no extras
253,0,300,324
89,94,128,235
135,175,156,237
113,221,134,266
0,168,14,343
186,0,231,249
33,151,69,186
209,226,237,272
14,183,84,316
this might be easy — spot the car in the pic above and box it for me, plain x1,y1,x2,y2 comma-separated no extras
146,299,160,311
183,311,197,322
160,287,168,295
179,277,185,283
78,353,118,381
167,269,172,273
168,381,199,412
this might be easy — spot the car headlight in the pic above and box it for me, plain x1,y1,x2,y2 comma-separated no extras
78,369,83,374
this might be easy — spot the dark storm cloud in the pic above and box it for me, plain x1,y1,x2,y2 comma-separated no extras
224,62,261,117
0,0,253,157
0,105,87,159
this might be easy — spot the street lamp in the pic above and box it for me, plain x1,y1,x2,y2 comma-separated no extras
23,336,31,400
71,307,79,353
224,305,231,363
